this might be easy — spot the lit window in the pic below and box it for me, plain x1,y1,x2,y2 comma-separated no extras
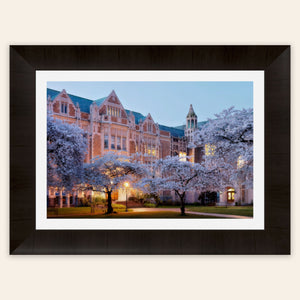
179,152,187,161
205,144,215,156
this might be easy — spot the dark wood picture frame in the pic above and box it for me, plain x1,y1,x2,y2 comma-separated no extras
10,46,290,254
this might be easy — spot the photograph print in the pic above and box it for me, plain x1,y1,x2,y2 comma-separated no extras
45,77,255,223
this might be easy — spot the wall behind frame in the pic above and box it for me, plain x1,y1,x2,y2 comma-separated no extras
0,1,298,300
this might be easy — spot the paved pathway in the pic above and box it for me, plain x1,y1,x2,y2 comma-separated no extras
131,207,251,219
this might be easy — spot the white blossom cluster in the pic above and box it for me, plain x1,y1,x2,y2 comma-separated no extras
47,116,88,191
193,107,253,189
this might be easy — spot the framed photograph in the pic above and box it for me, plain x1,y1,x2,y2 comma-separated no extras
10,46,290,254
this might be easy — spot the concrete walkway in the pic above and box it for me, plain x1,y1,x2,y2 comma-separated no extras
131,207,251,219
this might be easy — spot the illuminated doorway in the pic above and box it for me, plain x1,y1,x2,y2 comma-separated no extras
227,188,235,203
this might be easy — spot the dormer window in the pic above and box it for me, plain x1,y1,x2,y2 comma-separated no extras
61,103,68,114
148,123,152,132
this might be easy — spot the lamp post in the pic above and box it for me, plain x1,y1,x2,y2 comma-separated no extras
124,182,129,212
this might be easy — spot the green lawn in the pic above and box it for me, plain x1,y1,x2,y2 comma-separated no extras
47,208,219,219
185,205,253,217
47,205,252,218
47,205,128,216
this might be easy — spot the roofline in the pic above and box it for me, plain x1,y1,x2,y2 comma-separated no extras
47,88,189,136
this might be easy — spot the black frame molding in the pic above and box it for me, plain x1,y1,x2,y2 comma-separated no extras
10,46,290,254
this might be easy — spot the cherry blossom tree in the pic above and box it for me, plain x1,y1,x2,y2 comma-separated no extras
159,157,211,215
193,107,253,189
83,152,145,214
135,159,165,205
136,155,222,214
47,116,88,192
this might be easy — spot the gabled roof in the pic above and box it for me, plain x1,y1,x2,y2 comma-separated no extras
125,109,146,124
158,125,185,138
47,88,93,113
47,88,196,139
94,97,107,106
47,88,60,101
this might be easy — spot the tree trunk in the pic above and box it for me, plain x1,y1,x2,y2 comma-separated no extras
175,190,186,216
201,193,205,206
180,193,186,216
107,191,113,214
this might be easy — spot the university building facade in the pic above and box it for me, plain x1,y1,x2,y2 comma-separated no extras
47,88,252,207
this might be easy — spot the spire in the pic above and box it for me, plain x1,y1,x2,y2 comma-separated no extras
187,104,197,118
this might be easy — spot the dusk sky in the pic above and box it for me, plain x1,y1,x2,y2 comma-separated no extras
47,81,253,127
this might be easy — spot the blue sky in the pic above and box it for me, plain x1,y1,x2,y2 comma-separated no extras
47,81,253,127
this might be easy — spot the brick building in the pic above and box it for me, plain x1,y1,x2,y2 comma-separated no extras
47,88,188,162
47,88,252,207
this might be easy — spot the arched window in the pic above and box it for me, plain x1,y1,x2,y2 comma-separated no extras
191,119,194,128
188,120,190,128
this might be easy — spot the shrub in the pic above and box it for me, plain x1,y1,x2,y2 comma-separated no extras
79,197,90,207
128,196,140,203
143,197,156,204
160,195,172,202
160,196,175,206
93,196,106,206
143,202,156,208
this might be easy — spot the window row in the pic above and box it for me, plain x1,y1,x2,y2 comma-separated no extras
187,119,196,128
107,106,121,117
104,135,127,151
145,144,156,156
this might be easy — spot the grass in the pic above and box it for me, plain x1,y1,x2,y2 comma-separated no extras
47,205,253,218
143,202,157,208
48,210,220,219
185,205,253,217
47,204,128,216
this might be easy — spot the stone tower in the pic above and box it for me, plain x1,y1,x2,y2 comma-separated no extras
185,104,198,143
